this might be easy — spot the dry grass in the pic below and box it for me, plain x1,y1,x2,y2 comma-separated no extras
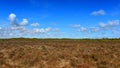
0,39,120,68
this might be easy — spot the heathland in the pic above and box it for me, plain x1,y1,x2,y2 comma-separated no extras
0,38,120,68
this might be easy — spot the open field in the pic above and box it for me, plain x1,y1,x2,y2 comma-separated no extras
0,38,120,68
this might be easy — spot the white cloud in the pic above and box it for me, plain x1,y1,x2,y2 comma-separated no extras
71,20,120,37
112,29,120,34
0,13,59,38
9,13,16,22
20,19,28,26
97,20,120,37
91,9,106,16
108,20,119,26
9,13,18,26
0,27,15,38
0,27,2,30
32,28,51,34
45,27,51,31
77,27,87,32
31,23,39,27
70,24,81,28
90,27,99,32
2,13,120,38
99,20,120,30
99,22,107,28
80,27,87,31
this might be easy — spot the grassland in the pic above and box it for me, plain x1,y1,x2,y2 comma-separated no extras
0,38,120,68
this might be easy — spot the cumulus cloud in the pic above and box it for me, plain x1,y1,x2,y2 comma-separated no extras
31,23,39,27
9,13,16,22
70,20,120,38
99,20,120,30
99,22,108,29
108,20,119,26
0,13,58,38
0,27,16,38
32,28,51,34
9,14,28,26
2,13,120,38
98,20,120,36
91,9,106,16
77,27,88,32
20,19,28,26
9,13,18,26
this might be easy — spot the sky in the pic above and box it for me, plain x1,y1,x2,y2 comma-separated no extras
0,0,120,38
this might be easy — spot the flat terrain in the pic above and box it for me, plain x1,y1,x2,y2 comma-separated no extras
0,39,120,68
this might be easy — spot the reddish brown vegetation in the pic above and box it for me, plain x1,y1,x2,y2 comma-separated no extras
0,39,120,68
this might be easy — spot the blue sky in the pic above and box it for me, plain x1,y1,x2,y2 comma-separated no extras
0,0,120,38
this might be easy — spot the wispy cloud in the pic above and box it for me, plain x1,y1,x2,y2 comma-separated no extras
91,9,106,16
31,23,40,27
78,27,87,32
89,27,99,32
70,24,81,28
